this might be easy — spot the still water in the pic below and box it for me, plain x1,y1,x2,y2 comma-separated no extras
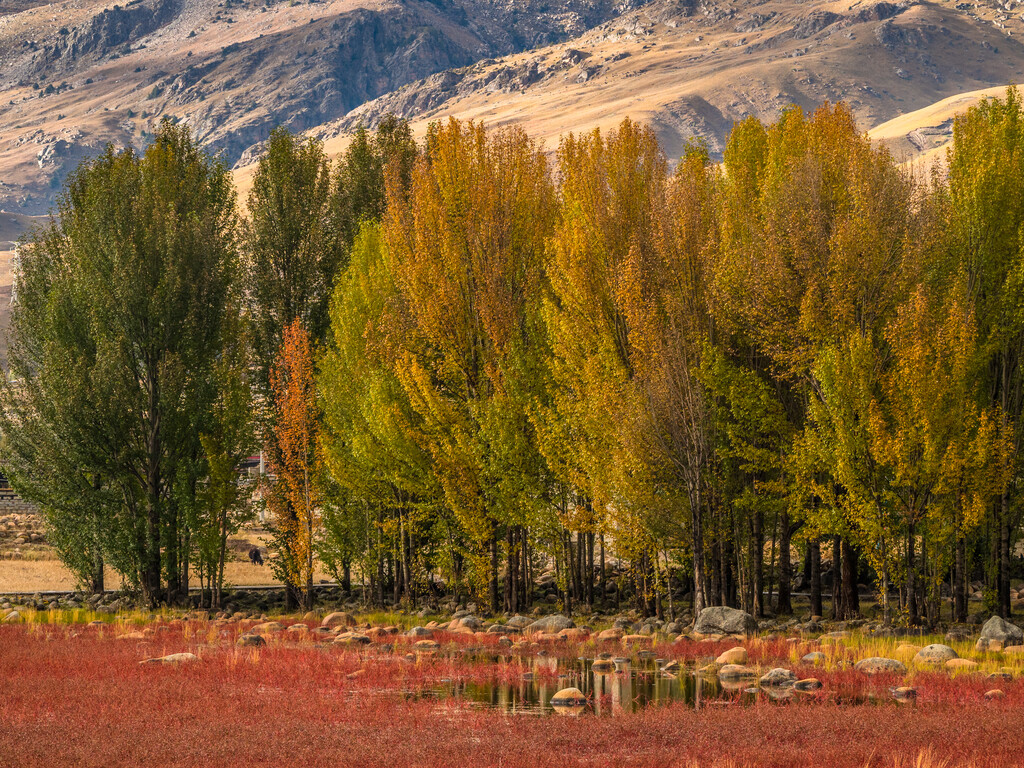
422,656,760,715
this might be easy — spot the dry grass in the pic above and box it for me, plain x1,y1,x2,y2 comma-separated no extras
0,557,335,593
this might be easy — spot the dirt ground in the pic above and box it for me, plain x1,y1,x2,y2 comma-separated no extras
0,525,335,593
0,559,335,593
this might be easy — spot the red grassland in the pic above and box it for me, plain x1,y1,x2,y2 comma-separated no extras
1,624,1023,768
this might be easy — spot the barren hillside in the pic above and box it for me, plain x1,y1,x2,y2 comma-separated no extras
2,0,1023,212
0,0,646,213
306,0,1024,166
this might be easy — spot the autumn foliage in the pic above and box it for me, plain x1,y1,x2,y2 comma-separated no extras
264,319,322,609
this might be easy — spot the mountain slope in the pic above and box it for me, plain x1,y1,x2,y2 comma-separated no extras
308,0,1024,164
0,0,646,213
3,0,1024,215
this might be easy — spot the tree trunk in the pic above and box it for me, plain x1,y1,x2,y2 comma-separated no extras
690,489,707,616
955,533,968,623
841,537,859,618
907,523,918,624
831,536,842,619
776,510,792,615
144,368,162,606
1000,493,1012,618
809,539,822,618
753,510,764,617
490,535,500,615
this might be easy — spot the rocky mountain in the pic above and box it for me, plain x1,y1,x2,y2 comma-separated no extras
2,0,1024,215
315,0,1024,163
0,0,647,213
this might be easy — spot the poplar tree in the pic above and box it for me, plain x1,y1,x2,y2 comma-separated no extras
1,119,237,604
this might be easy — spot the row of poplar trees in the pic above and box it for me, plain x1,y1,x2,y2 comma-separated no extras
5,89,1024,624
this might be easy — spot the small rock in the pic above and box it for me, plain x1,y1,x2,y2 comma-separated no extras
985,689,1006,700
237,634,265,647
802,652,825,664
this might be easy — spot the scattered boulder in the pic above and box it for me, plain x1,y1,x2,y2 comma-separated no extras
985,689,1006,700
406,626,434,638
802,652,825,664
550,687,587,714
598,627,624,641
2,610,21,623
979,616,1023,648
252,621,284,635
715,646,748,665
718,664,757,681
693,606,757,636
914,644,958,665
854,657,907,675
140,652,199,665
237,634,266,647
527,615,575,633
506,615,533,629
621,634,652,647
453,615,483,631
945,658,978,671
334,632,371,646
321,612,356,629
892,686,917,702
558,627,588,641
793,677,823,692
759,668,797,687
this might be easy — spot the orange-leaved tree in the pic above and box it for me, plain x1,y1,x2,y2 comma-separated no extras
265,318,322,610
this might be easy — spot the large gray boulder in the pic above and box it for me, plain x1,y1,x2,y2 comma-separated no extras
526,614,575,633
693,606,757,636
980,616,1023,646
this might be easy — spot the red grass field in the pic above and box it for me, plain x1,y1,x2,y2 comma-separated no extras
2,624,1023,767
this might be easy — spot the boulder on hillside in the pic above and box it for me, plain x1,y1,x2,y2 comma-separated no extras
694,606,757,636
526,614,575,633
